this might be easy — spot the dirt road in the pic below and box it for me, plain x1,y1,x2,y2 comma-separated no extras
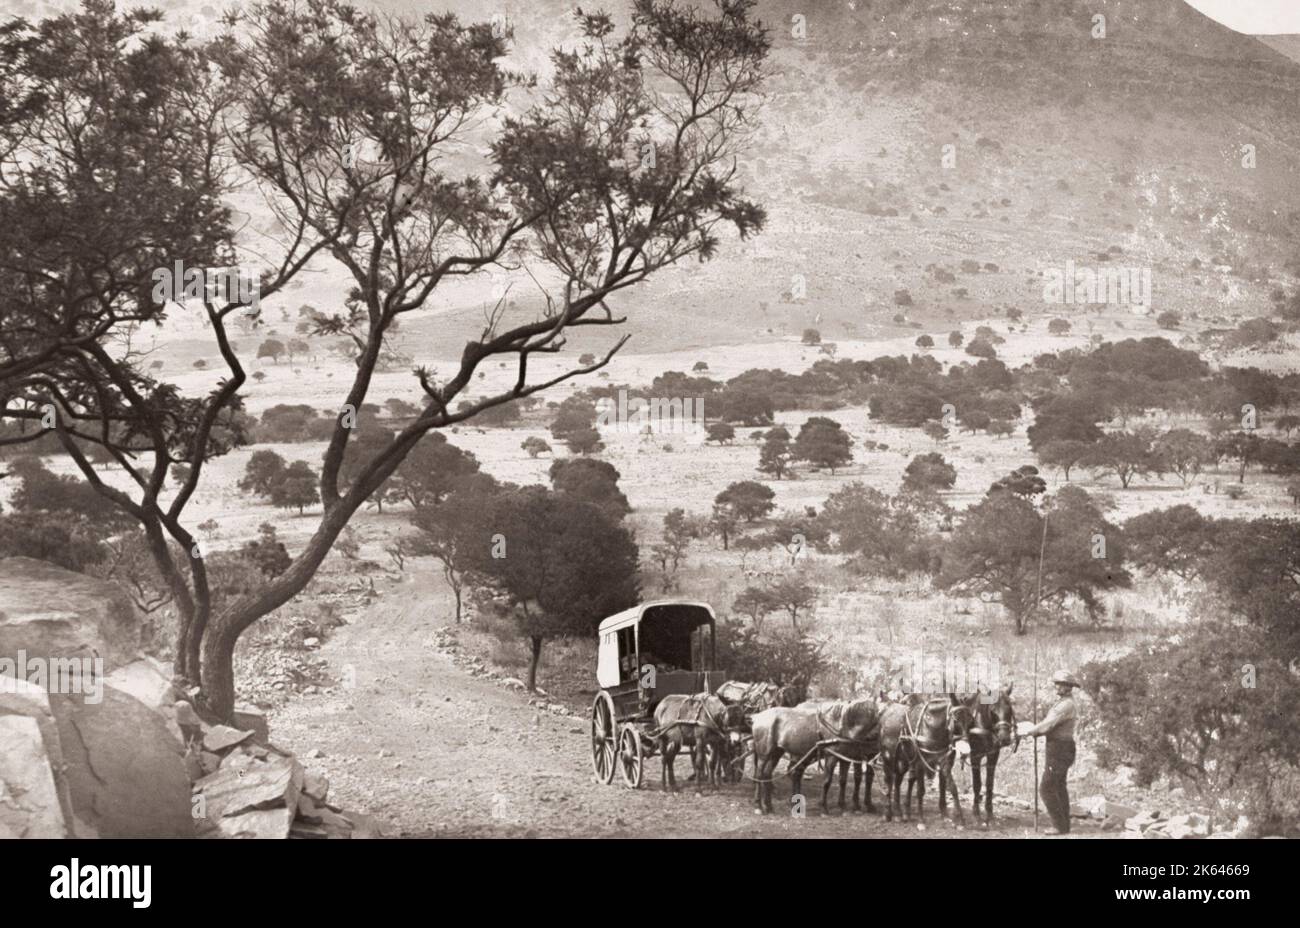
272,573,1076,838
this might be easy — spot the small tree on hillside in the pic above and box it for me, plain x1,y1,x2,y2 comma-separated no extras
270,460,321,514
521,436,551,458
287,338,312,366
1121,505,1215,580
732,585,777,631
479,487,640,690
1153,429,1215,487
563,425,604,456
965,338,997,358
387,432,480,511
820,483,930,577
550,395,602,453
765,575,817,630
1037,439,1090,482
902,452,957,494
1083,430,1164,489
938,485,1130,633
257,338,286,364
1215,431,1263,483
757,426,793,479
549,456,630,521
715,480,776,522
706,421,736,444
792,416,853,473
410,473,501,623
238,449,287,497
922,421,948,443
650,507,700,592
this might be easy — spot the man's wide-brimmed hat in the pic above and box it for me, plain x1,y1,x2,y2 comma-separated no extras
1052,671,1079,688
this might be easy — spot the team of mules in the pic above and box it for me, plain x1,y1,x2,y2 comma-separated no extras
652,683,1019,826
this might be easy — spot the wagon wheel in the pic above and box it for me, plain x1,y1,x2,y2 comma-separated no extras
618,724,644,789
591,691,617,784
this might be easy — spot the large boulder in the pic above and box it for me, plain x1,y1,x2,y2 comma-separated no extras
51,686,194,838
0,715,69,838
104,656,177,711
0,675,77,832
0,557,144,673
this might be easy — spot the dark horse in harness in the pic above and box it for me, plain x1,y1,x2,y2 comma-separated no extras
962,685,1018,825
879,695,972,825
654,694,740,793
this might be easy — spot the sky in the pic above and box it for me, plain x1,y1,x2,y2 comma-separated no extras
1186,0,1300,34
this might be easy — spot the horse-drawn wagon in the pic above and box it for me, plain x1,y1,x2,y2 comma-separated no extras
590,600,728,788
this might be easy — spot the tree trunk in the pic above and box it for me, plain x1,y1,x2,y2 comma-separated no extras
441,561,463,622
527,635,543,692
199,620,239,720
198,503,355,719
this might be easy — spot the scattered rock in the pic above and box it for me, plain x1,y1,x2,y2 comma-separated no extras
217,806,296,839
173,699,202,732
194,753,303,822
303,771,329,803
232,706,270,744
203,724,255,753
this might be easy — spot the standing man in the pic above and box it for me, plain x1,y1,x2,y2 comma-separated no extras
1018,670,1079,835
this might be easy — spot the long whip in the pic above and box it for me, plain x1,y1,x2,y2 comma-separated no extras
1031,509,1048,834
1032,641,1039,833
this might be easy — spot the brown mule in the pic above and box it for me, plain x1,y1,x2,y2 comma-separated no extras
796,699,880,814
879,695,972,825
750,699,878,814
963,685,1017,825
654,694,734,793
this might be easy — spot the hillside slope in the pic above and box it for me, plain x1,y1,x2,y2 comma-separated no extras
19,0,1300,364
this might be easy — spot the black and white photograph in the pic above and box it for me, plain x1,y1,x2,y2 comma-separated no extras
0,0,1296,902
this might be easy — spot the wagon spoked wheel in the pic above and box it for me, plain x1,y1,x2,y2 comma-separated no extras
618,724,644,789
591,692,617,784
